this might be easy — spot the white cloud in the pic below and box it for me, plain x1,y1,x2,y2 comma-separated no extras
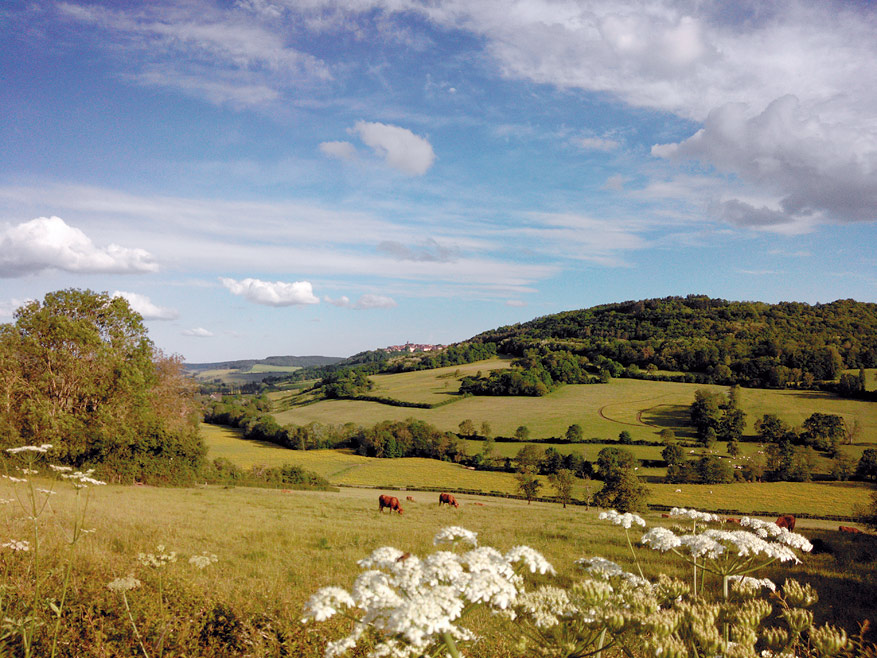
0,216,158,277
0,297,31,319
506,299,526,307
320,141,358,161
353,294,396,310
603,174,628,191
323,293,397,309
182,327,214,337
220,276,320,306
350,121,435,175
578,136,620,152
112,291,179,320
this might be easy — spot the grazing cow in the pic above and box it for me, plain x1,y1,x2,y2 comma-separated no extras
776,514,796,531
661,513,670,518
810,538,834,555
378,494,403,514
724,517,741,525
439,492,459,508
839,526,862,534
472,502,485,506
406,496,415,502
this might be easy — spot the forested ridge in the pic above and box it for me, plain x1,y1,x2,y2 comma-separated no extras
464,295,877,389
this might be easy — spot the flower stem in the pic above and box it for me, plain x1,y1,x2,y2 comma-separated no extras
441,631,462,658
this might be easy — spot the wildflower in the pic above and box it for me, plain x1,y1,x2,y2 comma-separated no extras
303,586,356,622
138,544,178,567
728,575,777,592
1,475,27,483
6,444,52,454
599,509,646,528
433,526,478,547
575,556,625,578
107,574,142,592
36,488,56,495
49,465,73,472
0,498,13,504
19,468,38,475
640,527,682,552
505,545,555,575
188,552,218,569
670,507,722,523
2,539,30,551
61,470,107,486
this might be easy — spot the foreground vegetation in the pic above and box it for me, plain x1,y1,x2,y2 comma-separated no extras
1,466,875,657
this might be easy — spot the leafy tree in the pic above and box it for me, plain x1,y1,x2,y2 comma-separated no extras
726,439,740,456
755,414,793,444
514,444,541,472
801,413,845,454
855,449,877,481
514,425,531,441
690,389,724,439
541,447,563,475
830,451,855,481
662,443,685,466
515,466,542,504
697,455,733,484
659,429,676,444
565,423,583,443
596,447,636,482
480,421,492,439
618,430,632,445
458,419,475,437
548,469,575,508
0,289,203,481
594,468,649,512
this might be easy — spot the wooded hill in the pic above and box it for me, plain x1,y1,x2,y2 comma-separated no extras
459,295,877,390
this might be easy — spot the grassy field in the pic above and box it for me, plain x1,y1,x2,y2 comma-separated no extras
4,473,875,657
271,363,877,447
202,424,873,517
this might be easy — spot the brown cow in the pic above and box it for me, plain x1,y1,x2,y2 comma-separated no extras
724,517,741,525
839,525,862,534
438,492,459,508
776,514,796,531
378,494,403,514
661,513,670,518
406,496,415,502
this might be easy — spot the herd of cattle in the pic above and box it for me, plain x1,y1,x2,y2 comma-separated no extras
379,497,869,538
377,492,461,514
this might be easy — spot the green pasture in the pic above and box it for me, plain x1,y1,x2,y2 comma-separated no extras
202,424,872,517
272,364,877,446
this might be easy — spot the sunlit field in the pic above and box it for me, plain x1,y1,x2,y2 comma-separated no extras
270,363,877,446
202,424,873,517
4,475,875,657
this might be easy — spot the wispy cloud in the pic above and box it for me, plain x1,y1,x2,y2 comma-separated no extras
324,293,397,310
182,327,214,337
349,121,436,176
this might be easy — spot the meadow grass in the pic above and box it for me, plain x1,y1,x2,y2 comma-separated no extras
3,474,875,657
271,366,877,446
202,424,872,517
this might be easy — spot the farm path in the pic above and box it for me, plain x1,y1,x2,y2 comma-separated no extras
598,393,677,427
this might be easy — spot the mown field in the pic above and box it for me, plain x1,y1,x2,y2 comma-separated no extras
202,424,874,518
270,362,877,447
4,473,875,657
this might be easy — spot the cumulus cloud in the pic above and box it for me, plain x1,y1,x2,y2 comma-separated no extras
324,293,397,309
319,141,357,161
220,276,320,306
350,121,435,175
654,95,877,230
377,238,458,262
112,291,179,320
182,327,214,337
0,216,158,277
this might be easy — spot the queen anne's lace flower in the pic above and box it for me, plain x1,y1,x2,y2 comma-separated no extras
575,556,625,578
6,444,52,454
188,552,218,569
670,507,722,523
433,526,478,547
640,527,682,552
2,539,30,551
107,574,142,592
599,509,646,528
304,527,551,657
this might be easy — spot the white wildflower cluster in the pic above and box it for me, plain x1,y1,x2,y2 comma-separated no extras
729,575,777,592
19,468,38,475
1,475,27,484
49,465,73,472
433,526,478,547
5,444,53,454
516,585,579,628
2,539,30,551
670,507,722,523
60,469,107,488
138,544,178,568
599,509,646,529
188,552,219,569
575,556,625,578
740,517,813,552
107,574,142,592
303,526,553,658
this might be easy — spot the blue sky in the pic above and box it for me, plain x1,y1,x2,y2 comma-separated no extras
1,0,875,362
